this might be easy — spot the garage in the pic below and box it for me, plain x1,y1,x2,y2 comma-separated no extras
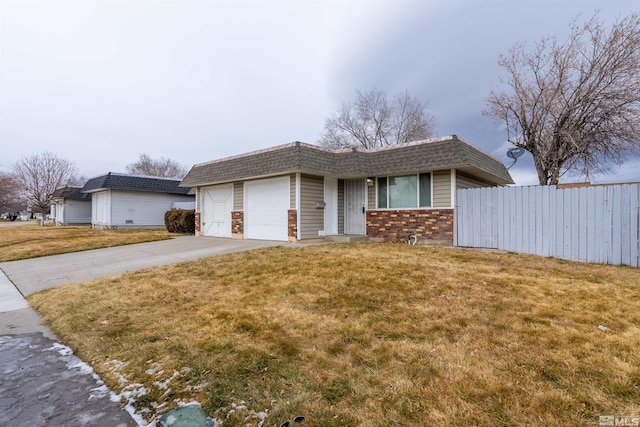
245,176,290,241
201,184,233,237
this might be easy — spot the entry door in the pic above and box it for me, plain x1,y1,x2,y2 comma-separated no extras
344,179,366,234
202,184,233,237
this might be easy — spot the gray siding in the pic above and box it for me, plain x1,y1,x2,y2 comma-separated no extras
108,191,194,228
299,174,324,239
233,182,243,210
290,173,296,209
433,170,452,207
61,199,91,225
338,180,344,234
457,171,495,190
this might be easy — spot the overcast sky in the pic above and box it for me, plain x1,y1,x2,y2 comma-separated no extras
1,0,639,185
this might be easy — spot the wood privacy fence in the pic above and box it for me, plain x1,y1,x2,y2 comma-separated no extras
454,184,640,266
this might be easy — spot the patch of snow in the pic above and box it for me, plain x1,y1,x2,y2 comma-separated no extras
69,360,97,375
176,400,202,407
89,385,110,401
154,370,180,390
45,342,73,356
213,400,270,427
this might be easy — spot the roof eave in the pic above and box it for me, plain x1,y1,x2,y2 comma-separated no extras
454,165,514,185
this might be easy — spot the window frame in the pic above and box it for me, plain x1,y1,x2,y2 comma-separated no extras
376,173,432,209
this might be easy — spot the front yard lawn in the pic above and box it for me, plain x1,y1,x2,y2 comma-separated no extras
0,225,174,261
28,243,640,426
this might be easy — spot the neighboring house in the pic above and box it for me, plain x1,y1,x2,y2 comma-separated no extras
51,186,92,226
82,173,194,229
180,135,514,243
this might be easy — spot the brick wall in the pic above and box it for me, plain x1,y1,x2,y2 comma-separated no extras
232,211,244,237
288,209,297,241
367,209,454,242
194,212,201,236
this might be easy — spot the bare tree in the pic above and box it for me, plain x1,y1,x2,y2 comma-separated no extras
0,171,24,215
126,153,189,179
486,12,640,185
320,89,437,149
13,152,79,222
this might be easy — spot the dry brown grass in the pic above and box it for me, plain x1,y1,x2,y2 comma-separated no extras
0,224,173,261
28,243,640,427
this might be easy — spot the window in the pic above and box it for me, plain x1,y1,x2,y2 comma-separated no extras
377,173,431,208
378,177,387,208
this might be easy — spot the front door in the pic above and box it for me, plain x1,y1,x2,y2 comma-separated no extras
344,179,366,234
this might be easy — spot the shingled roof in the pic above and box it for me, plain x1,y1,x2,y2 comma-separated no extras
52,186,92,200
82,172,191,195
181,135,514,187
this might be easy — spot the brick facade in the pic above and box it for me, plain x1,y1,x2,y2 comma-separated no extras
288,209,298,241
194,212,201,236
366,209,454,242
232,211,244,238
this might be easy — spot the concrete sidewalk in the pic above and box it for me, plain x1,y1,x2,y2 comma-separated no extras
0,236,298,426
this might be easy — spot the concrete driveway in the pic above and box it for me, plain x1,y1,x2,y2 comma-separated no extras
0,220,35,227
1,235,288,296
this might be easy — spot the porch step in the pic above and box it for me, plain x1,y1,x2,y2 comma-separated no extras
325,235,369,243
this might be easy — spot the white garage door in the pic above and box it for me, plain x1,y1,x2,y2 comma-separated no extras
201,184,233,237
245,176,290,241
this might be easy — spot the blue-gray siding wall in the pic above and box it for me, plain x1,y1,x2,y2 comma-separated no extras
93,190,194,228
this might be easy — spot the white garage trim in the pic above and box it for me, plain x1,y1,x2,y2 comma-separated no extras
245,176,290,241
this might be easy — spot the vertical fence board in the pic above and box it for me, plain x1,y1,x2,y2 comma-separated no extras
578,187,588,262
547,186,557,258
585,187,597,263
564,188,573,260
497,187,506,249
555,189,564,259
481,188,494,248
633,186,640,267
511,187,519,252
568,189,578,261
596,186,604,264
509,187,519,252
533,187,542,255
636,186,640,267
610,186,622,264
620,185,632,266
489,188,498,248
456,189,468,246
543,186,551,257
529,186,537,254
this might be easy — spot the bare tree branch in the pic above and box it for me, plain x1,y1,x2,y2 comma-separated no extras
320,89,437,149
486,12,640,185
12,152,79,221
125,153,189,179
0,171,25,214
